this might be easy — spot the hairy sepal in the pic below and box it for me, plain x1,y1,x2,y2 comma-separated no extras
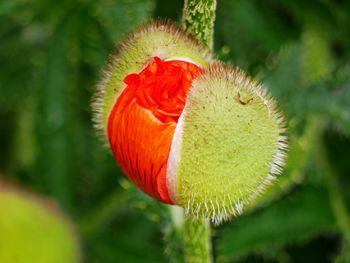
92,20,212,140
167,63,288,224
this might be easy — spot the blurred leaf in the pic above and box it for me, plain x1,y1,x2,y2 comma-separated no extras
324,129,350,219
300,31,333,85
215,0,298,70
217,186,337,262
0,17,38,110
92,0,156,42
336,242,350,263
262,42,350,136
83,207,165,263
82,183,168,263
280,0,350,42
34,16,78,209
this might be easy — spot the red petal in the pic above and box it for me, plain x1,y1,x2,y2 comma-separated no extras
108,57,202,203
108,91,175,203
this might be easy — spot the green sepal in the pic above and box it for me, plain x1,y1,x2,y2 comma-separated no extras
92,20,212,140
172,63,287,224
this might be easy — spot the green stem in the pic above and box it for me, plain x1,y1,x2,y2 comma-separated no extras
179,1,216,263
184,218,213,263
182,0,217,50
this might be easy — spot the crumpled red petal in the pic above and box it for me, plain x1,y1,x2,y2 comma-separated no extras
108,57,202,203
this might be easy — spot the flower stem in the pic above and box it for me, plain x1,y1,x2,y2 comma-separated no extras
182,0,217,50
184,218,213,263
179,1,217,263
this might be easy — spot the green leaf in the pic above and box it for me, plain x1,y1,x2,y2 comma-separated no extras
215,0,297,70
217,186,337,262
34,17,78,210
336,242,350,263
92,0,156,42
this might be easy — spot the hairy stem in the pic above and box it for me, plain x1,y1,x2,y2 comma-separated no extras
179,1,216,263
182,0,217,50
184,218,213,263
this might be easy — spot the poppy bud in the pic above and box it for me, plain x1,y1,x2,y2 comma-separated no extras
93,21,287,223
0,181,81,262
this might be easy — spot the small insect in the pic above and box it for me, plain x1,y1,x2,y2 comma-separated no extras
235,92,253,105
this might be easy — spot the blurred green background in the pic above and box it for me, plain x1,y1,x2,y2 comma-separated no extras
1,0,350,262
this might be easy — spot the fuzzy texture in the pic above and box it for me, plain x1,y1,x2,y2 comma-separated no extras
92,20,212,140
184,218,212,263
182,0,217,49
167,63,287,224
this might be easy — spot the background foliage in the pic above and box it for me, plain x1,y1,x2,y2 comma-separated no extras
1,0,350,262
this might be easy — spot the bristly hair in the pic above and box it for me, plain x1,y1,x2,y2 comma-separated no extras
174,62,288,225
91,19,213,144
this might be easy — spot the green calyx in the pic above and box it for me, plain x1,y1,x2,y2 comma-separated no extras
169,64,287,224
92,20,212,140
0,182,81,263
92,19,287,224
